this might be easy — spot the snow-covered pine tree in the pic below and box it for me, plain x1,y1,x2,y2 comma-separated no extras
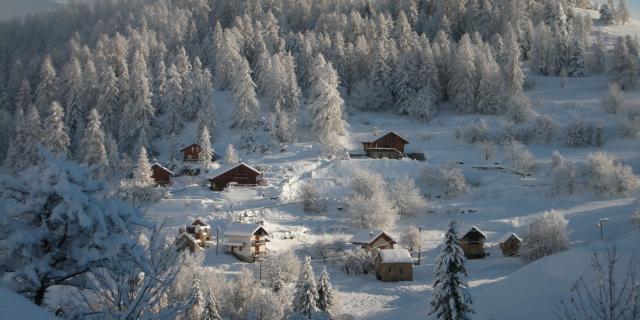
164,63,184,135
316,267,334,315
429,219,473,320
124,50,155,151
95,66,120,136
476,46,504,114
450,34,477,114
231,56,261,130
203,289,222,320
567,39,586,77
198,124,214,168
42,101,70,156
3,108,25,171
224,144,239,164
0,151,144,306
610,36,638,90
34,56,58,115
188,277,204,319
503,27,525,96
21,105,43,169
81,109,108,169
133,146,153,187
15,80,33,113
62,57,85,151
591,33,607,74
293,256,319,319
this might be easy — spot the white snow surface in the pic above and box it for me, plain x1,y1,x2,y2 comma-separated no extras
0,286,57,320
379,249,414,264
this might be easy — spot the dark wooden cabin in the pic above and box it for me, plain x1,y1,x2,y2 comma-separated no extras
151,163,173,186
350,230,397,251
209,163,263,191
459,226,487,259
361,131,409,159
499,232,522,257
374,248,414,282
181,143,201,161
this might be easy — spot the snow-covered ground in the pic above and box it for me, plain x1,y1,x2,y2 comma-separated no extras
140,11,640,320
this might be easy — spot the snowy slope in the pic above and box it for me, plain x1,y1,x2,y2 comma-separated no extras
0,286,58,319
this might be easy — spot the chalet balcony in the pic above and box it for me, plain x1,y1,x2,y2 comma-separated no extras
251,238,267,245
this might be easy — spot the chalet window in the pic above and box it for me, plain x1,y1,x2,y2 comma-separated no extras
238,247,242,252
399,268,403,274
388,267,391,273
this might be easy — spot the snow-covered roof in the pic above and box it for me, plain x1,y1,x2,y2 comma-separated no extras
362,131,410,144
192,218,208,226
180,143,200,152
177,232,198,243
152,163,174,175
461,226,487,239
209,163,262,180
222,239,246,246
379,248,414,264
224,223,268,237
350,230,396,245
498,232,522,244
0,286,57,320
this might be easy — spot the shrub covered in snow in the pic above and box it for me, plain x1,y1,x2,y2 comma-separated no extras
565,120,594,147
422,165,468,199
502,140,537,173
583,152,640,195
521,210,570,262
602,83,625,114
347,170,396,228
298,181,325,213
389,177,428,217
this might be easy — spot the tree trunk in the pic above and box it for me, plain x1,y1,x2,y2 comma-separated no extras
34,285,47,306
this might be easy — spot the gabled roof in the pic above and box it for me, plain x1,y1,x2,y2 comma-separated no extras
177,231,198,243
379,248,413,263
362,131,410,144
209,163,262,181
498,232,522,243
152,163,174,175
192,218,208,226
461,226,487,239
350,230,397,245
224,223,268,237
180,143,200,152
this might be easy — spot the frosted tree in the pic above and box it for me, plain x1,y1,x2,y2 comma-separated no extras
503,140,536,173
123,50,155,150
228,268,257,320
34,56,58,114
476,48,504,114
506,94,534,123
450,34,477,114
293,256,319,319
0,152,143,306
481,141,496,161
429,219,473,320
422,165,468,200
215,29,242,89
308,54,347,155
590,34,607,74
62,57,84,148
610,37,638,90
584,152,640,195
316,267,334,315
521,210,569,262
599,4,616,25
3,108,25,171
224,144,239,164
347,169,396,228
567,39,586,77
42,101,70,156
198,124,214,168
231,56,261,130
298,180,324,213
164,64,184,135
402,226,423,252
602,83,625,114
81,109,108,169
133,146,154,187
21,105,43,169
95,66,120,135
188,277,205,319
389,177,428,217
15,80,33,112
407,86,438,121
503,28,525,96
617,0,630,24
263,251,301,293
203,289,222,320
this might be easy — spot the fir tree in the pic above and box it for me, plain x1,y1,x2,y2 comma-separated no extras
450,34,477,114
231,56,261,130
62,57,85,149
429,219,473,320
189,277,205,320
4,108,25,171
568,39,586,77
224,144,239,164
133,146,153,187
164,64,184,135
22,105,43,169
293,256,319,319
81,109,108,169
198,124,214,168
34,56,58,114
202,289,222,320
42,101,70,156
316,267,334,315
15,80,33,113
96,66,120,136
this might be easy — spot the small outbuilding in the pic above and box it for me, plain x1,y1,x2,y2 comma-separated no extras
374,248,414,282
350,230,397,251
459,226,487,259
209,163,263,191
361,131,409,159
181,143,201,161
175,232,199,252
223,223,269,262
177,218,211,250
499,232,522,257
151,163,173,186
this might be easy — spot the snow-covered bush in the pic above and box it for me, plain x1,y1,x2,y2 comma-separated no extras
565,120,594,147
298,181,325,213
389,177,428,217
263,251,301,293
521,210,570,262
602,83,625,114
583,152,640,195
422,165,468,199
347,170,396,228
502,140,537,173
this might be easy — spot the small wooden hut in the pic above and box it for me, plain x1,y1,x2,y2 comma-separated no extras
361,131,409,159
181,143,201,161
209,163,263,191
499,232,522,257
151,163,173,186
459,226,487,259
374,248,414,282
350,230,397,251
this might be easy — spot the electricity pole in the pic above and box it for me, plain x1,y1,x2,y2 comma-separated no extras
418,226,423,265
596,218,609,240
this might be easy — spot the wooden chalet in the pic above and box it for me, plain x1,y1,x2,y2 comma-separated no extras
175,232,199,252
176,219,211,250
223,223,269,262
208,163,263,191
499,232,522,257
151,163,173,186
374,248,414,282
181,143,201,161
361,131,409,159
459,226,487,259
350,230,397,251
